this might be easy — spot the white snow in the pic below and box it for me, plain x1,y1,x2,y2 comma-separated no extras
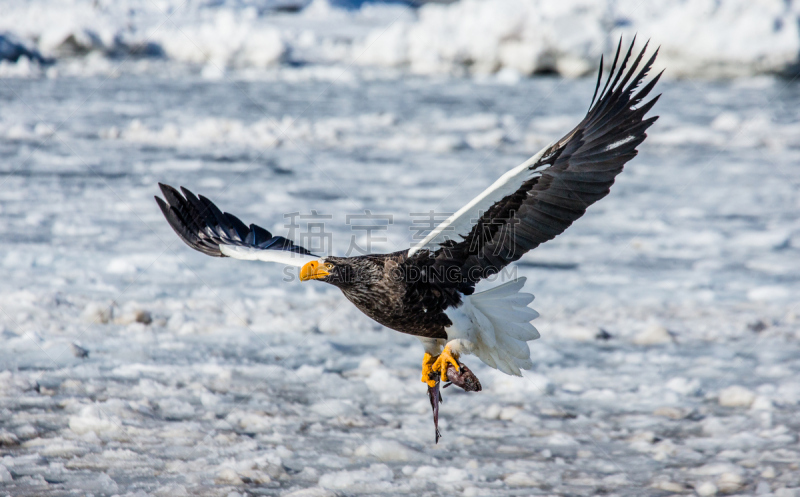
2,0,800,78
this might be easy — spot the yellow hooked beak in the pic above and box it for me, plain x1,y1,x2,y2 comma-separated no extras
300,260,330,281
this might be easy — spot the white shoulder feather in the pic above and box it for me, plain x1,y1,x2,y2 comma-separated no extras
407,144,551,256
219,245,317,267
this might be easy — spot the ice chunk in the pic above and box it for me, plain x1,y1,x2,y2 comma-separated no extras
504,472,542,487
632,324,673,346
696,481,718,496
68,405,122,435
0,464,11,483
718,386,756,408
81,302,112,324
283,488,337,497
354,439,421,462
318,464,393,489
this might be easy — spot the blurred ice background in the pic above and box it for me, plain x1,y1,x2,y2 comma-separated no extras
5,0,800,79
1,0,799,496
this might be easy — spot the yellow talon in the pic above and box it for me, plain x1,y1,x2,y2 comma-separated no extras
432,344,460,382
421,345,460,387
421,352,437,388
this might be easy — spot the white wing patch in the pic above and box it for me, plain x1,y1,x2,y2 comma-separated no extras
407,143,551,256
605,134,636,151
219,245,317,267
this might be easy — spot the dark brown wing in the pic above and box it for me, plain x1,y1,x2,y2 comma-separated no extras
432,38,662,290
155,183,314,258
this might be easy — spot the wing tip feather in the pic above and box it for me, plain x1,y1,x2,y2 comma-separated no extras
154,183,314,262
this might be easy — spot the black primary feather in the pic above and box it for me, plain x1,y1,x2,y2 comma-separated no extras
589,54,603,110
429,37,662,293
155,183,315,258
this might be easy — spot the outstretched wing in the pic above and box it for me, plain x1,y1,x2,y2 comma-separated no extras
155,183,317,267
410,38,661,288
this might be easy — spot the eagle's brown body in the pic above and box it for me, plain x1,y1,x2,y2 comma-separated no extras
326,251,456,339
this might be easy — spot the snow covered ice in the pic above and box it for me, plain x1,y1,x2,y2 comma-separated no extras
0,1,800,496
2,70,799,497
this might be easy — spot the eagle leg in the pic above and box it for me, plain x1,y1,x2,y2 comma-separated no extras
431,344,460,383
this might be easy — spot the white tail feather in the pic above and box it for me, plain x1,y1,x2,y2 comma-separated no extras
445,277,540,376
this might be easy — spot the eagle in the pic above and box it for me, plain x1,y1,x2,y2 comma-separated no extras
156,38,661,393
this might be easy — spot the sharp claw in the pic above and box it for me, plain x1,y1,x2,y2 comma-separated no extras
422,345,461,388
432,345,460,382
421,352,438,387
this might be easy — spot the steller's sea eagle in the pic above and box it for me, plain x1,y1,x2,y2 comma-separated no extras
156,38,661,395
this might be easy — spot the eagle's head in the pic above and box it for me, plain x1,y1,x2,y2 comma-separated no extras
299,257,368,287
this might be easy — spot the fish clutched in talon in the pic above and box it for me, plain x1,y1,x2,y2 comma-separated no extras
427,382,442,444
426,358,482,443
442,361,481,392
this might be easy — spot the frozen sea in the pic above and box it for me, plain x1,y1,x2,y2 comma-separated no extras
1,68,800,496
